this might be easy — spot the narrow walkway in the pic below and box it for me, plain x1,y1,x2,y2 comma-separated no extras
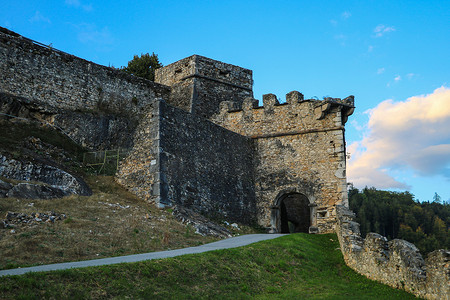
0,234,285,277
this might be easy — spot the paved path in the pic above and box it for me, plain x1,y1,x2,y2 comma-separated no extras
0,234,285,277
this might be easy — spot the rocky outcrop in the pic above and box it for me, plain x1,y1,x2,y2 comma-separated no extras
0,154,91,198
336,205,449,300
0,179,12,197
172,206,232,238
7,183,68,199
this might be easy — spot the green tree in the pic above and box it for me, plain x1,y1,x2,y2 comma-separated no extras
122,52,163,81
433,192,442,204
348,186,450,255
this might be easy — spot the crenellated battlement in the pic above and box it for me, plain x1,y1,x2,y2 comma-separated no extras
217,92,354,114
212,91,355,139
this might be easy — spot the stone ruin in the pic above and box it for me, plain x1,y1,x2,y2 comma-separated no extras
336,205,449,300
0,27,447,299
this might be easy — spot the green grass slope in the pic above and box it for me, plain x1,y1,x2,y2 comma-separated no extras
0,234,416,299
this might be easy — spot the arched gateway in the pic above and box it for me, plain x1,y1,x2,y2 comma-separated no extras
271,193,313,233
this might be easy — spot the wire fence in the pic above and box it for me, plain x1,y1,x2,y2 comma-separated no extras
83,149,130,174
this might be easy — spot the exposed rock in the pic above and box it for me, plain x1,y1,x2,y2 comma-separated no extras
0,179,12,190
0,154,91,196
2,211,67,228
0,179,12,198
6,183,68,199
172,206,232,238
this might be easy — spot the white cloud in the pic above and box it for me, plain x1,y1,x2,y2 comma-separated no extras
65,0,93,12
377,67,385,74
406,73,416,80
347,86,450,189
334,34,347,46
29,11,51,24
394,75,401,81
73,23,114,48
341,11,351,19
330,11,351,26
373,24,395,37
350,120,364,131
368,45,374,52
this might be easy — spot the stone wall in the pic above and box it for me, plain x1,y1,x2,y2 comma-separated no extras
0,27,170,118
0,27,171,150
116,100,160,202
159,100,256,223
0,92,136,150
155,55,253,118
212,92,354,233
117,99,257,224
336,205,449,300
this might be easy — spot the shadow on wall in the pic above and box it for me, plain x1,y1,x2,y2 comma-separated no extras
336,205,449,300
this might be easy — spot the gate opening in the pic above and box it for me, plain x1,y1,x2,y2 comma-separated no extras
276,193,311,233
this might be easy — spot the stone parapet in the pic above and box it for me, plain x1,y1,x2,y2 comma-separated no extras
336,205,450,300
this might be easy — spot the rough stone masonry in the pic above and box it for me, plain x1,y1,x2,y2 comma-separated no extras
0,26,354,233
2,26,447,299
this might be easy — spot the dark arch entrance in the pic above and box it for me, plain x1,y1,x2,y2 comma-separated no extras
277,193,311,233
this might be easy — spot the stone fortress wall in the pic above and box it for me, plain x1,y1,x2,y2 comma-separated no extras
336,205,449,300
116,99,257,224
0,26,170,149
155,55,253,118
1,27,447,299
212,92,354,232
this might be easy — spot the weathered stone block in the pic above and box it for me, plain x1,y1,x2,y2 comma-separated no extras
286,91,304,104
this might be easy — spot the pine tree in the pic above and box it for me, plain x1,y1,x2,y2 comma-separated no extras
122,52,162,81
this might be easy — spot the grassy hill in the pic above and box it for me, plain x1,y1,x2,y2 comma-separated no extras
0,234,416,299
0,121,253,269
0,121,417,299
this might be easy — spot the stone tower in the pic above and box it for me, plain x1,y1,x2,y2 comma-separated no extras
155,55,253,118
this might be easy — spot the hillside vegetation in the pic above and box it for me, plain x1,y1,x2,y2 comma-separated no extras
0,121,257,269
0,234,416,299
349,186,450,254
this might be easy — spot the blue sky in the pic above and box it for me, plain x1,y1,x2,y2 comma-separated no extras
1,0,449,203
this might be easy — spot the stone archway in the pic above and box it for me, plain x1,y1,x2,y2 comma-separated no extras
272,192,312,233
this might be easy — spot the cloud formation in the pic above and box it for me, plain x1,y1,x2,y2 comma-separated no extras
65,0,93,12
74,23,113,46
347,87,450,189
373,24,395,37
29,11,51,24
341,11,351,19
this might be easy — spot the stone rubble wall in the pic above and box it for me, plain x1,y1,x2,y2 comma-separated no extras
155,55,253,118
115,101,160,203
159,100,256,223
212,92,354,232
336,205,450,300
116,99,257,224
0,27,171,150
0,92,136,150
0,27,170,118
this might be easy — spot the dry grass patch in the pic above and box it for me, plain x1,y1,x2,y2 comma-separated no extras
0,175,219,269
